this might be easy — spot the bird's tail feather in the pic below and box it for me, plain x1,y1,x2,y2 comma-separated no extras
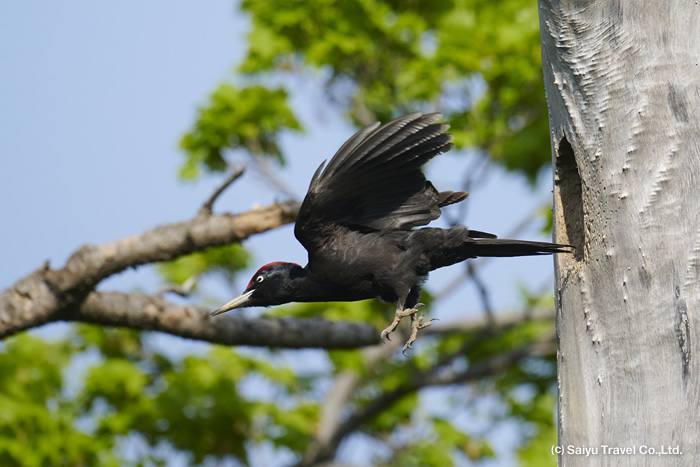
463,238,572,257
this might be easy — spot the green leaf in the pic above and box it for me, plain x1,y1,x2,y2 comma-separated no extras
179,84,302,179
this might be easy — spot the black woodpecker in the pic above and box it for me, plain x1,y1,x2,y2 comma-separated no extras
212,113,570,355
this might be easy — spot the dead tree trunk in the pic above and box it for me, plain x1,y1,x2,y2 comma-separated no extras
539,1,700,465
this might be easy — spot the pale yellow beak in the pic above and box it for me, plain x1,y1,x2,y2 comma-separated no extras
210,290,254,316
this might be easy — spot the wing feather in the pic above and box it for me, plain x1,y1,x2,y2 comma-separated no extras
295,113,467,252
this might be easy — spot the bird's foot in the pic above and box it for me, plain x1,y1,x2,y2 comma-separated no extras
380,303,424,342
402,314,439,357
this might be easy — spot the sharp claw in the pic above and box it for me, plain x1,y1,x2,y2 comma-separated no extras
380,330,391,342
381,304,436,356
417,316,439,330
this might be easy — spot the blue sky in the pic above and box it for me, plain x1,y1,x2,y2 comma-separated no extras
1,3,555,462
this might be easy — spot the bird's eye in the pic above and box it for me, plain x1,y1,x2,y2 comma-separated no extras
256,275,264,283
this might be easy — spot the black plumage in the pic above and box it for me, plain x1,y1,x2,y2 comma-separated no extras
212,113,570,354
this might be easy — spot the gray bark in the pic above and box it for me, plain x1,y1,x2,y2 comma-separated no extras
539,0,700,464
0,201,298,336
77,291,380,349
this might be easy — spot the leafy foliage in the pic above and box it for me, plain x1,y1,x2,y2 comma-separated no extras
0,328,321,466
0,335,121,467
179,84,302,179
237,0,550,181
179,0,551,182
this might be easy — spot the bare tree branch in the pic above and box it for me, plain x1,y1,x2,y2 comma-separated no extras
466,262,496,327
424,306,554,336
297,334,557,466
306,300,555,462
63,291,379,348
316,372,359,444
199,167,246,216
0,201,299,339
51,200,299,293
250,155,300,200
313,335,403,450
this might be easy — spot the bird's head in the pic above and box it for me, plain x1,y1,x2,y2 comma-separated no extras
211,262,303,316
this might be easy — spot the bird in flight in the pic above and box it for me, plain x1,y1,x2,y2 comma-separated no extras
212,113,569,355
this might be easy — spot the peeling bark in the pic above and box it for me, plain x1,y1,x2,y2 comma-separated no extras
539,1,700,464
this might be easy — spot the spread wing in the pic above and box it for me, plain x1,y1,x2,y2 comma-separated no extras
295,112,465,252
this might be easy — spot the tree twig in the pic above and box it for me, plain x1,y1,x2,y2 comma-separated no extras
157,275,199,297
467,262,496,327
249,155,299,200
199,167,246,216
